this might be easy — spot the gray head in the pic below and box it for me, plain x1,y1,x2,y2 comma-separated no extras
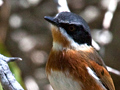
44,12,92,45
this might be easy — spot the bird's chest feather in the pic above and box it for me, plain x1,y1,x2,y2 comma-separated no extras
46,49,108,90
48,70,82,90
46,50,84,90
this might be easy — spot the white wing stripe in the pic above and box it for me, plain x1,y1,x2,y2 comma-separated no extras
87,67,99,80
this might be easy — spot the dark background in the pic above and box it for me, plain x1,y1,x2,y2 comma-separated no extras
0,0,120,90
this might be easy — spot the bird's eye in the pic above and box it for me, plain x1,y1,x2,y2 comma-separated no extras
68,25,76,31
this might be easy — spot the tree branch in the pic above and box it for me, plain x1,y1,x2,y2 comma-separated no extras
0,54,24,90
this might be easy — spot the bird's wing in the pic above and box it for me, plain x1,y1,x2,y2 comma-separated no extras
63,48,115,90
90,60,115,90
85,48,115,90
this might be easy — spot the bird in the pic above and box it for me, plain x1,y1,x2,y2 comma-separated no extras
44,12,115,90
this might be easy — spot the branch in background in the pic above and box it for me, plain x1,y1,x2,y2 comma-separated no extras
54,0,70,12
94,0,118,46
0,54,24,90
103,0,118,30
107,66,120,76
0,0,3,6
54,0,120,76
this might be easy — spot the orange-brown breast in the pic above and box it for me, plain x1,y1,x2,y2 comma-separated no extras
46,47,115,90
51,25,70,47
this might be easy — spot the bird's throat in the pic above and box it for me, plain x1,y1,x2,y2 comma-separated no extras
51,25,70,48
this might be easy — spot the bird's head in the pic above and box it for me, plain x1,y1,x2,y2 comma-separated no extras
44,12,92,51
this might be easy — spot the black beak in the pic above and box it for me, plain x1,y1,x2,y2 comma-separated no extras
44,16,58,26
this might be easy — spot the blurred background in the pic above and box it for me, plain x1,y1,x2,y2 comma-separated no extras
0,0,120,90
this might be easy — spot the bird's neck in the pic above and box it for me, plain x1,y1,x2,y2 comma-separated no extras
52,41,92,52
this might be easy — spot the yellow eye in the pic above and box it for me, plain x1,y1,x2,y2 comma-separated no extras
68,25,76,31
